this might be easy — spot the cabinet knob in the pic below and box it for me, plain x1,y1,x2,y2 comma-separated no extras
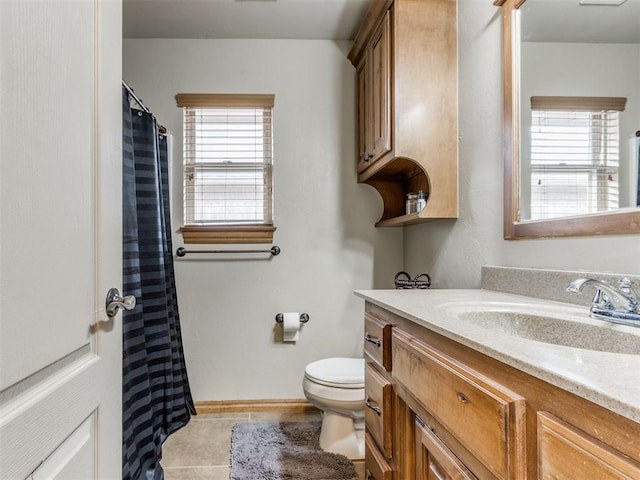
457,392,470,404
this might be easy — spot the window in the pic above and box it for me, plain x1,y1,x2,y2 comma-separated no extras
176,94,275,244
528,96,626,220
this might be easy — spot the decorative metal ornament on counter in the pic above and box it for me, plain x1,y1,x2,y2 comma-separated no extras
394,271,431,289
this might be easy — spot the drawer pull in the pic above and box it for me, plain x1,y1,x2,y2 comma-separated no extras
457,392,470,404
365,397,382,416
365,333,381,347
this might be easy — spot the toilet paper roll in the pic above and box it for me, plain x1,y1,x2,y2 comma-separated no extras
282,312,300,342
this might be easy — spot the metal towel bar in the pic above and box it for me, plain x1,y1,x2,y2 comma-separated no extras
176,246,281,257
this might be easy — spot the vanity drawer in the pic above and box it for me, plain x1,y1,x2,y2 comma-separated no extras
365,362,393,458
365,433,393,480
415,417,477,480
364,314,392,371
392,329,526,480
538,412,640,479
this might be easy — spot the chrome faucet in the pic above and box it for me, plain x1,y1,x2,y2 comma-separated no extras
566,277,640,327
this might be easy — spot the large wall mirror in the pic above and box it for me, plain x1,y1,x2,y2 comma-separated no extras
498,0,640,239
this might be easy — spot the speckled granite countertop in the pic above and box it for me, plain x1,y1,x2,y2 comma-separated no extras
355,289,640,423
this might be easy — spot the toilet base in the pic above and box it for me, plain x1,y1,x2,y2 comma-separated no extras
318,410,365,460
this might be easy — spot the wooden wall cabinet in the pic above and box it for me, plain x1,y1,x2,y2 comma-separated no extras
349,0,458,227
363,302,640,480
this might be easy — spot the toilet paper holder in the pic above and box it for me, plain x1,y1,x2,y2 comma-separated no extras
275,313,310,324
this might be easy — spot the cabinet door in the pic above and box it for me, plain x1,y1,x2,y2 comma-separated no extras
538,412,640,479
369,10,391,163
357,9,392,174
416,419,477,480
356,57,371,172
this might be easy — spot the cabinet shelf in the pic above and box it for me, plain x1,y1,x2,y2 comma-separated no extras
375,212,451,228
362,156,456,227
375,213,421,228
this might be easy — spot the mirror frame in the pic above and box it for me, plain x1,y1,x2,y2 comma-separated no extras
497,0,640,239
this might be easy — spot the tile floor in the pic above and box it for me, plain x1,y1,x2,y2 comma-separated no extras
161,410,365,480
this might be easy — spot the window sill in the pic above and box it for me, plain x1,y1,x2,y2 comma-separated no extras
180,225,276,244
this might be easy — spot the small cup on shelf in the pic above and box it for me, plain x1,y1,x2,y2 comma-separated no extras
406,190,427,215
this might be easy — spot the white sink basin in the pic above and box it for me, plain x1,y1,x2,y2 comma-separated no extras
454,308,640,355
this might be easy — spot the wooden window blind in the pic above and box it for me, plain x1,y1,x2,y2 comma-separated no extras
529,96,626,220
176,93,275,244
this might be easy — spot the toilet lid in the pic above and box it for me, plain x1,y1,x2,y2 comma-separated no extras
304,357,364,389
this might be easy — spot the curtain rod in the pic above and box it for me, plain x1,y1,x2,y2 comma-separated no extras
123,80,150,113
123,80,167,133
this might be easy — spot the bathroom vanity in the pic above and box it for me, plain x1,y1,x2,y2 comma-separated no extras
358,288,640,479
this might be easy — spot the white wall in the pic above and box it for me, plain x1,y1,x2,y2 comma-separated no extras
404,1,640,288
123,39,402,401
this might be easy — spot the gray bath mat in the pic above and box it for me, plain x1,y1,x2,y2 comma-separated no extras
230,421,357,480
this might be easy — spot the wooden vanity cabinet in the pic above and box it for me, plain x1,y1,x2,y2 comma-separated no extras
349,0,458,227
362,302,640,480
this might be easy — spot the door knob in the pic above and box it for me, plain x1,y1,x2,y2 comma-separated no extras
105,288,136,317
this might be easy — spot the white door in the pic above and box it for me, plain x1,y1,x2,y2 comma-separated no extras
0,1,123,479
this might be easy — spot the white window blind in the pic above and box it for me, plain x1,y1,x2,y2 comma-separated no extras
177,94,274,227
529,96,626,220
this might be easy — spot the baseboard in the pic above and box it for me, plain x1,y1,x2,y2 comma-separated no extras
195,398,319,414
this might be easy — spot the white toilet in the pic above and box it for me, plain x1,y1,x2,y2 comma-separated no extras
302,357,365,460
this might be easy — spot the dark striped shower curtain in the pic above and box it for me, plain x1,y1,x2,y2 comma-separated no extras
122,86,196,480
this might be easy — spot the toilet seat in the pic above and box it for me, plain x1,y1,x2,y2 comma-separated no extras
304,357,364,389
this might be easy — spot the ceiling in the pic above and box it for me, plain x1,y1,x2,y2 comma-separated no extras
521,0,640,43
123,0,640,43
123,0,371,40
